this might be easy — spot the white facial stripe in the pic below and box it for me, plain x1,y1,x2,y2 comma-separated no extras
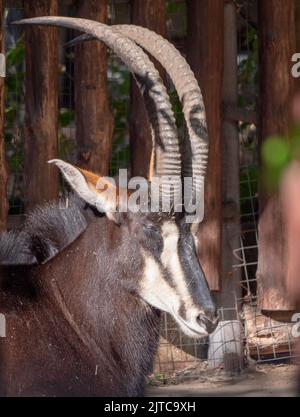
161,222,196,318
139,221,208,339
139,249,180,314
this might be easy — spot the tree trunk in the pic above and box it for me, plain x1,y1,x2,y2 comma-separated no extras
0,0,7,231
24,0,59,211
257,0,296,311
75,0,113,174
130,0,166,178
187,0,224,291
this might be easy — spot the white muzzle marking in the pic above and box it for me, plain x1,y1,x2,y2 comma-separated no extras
139,221,208,338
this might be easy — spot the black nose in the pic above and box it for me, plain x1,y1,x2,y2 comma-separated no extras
197,310,219,334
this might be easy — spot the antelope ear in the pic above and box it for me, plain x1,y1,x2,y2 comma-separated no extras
49,159,121,222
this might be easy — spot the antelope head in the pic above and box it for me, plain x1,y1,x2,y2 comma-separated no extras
16,17,218,338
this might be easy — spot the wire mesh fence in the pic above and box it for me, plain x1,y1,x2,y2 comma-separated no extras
234,164,298,365
5,6,25,215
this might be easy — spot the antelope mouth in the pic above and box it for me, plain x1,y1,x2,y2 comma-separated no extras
171,308,209,339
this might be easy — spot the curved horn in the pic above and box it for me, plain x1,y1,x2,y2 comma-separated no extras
65,26,208,204
112,25,208,202
15,17,182,201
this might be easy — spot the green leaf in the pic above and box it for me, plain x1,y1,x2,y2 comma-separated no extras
262,136,290,168
59,109,75,128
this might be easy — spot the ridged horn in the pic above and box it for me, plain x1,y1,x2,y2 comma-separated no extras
113,25,208,202
14,17,182,202
65,26,208,202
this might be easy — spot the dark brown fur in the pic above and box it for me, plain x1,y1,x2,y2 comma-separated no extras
0,195,161,396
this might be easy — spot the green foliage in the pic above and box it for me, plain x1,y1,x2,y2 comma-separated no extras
147,372,172,386
238,26,259,207
167,1,186,14
169,87,184,129
5,39,25,176
4,38,25,210
240,166,258,215
238,27,258,110
240,166,258,196
262,137,290,168
261,135,290,191
261,129,300,192
6,38,25,68
5,41,77,169
5,42,77,152
167,0,187,36
5,38,25,108
59,108,75,128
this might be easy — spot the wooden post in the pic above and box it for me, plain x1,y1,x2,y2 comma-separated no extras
295,0,300,92
75,0,113,174
130,0,166,177
257,0,296,311
0,0,7,231
24,0,59,211
217,1,241,311
187,0,224,291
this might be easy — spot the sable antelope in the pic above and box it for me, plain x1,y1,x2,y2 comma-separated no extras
0,18,218,397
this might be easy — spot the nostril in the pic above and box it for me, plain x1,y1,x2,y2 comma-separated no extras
197,311,219,334
204,308,219,324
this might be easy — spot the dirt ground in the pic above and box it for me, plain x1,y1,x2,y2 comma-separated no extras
146,363,299,397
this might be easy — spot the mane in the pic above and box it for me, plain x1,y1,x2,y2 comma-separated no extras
0,194,97,266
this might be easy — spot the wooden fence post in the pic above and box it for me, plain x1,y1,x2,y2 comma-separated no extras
24,0,59,211
0,0,8,231
75,0,113,174
187,0,224,291
218,1,241,312
257,0,296,311
295,0,300,92
130,0,166,177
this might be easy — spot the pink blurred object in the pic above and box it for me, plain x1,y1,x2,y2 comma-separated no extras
281,162,300,305
281,162,300,395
